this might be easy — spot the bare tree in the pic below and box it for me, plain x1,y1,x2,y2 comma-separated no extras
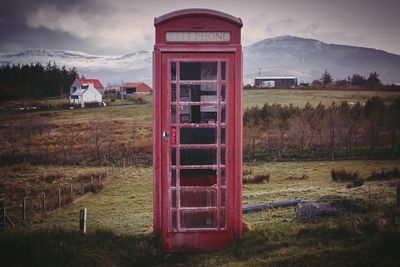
326,102,339,160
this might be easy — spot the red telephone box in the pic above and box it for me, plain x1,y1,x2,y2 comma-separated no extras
153,9,243,252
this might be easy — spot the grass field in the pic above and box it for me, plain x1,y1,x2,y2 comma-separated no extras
1,90,400,266
1,160,399,266
243,89,400,108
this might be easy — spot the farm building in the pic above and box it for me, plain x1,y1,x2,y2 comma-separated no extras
70,83,103,107
254,76,298,88
70,78,105,95
121,82,152,95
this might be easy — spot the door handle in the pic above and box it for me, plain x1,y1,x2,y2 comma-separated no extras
162,131,169,142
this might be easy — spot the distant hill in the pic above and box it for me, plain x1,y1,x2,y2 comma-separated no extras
1,35,400,85
244,35,400,84
0,49,152,86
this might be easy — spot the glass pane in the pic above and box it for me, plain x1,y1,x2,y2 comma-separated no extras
171,62,176,81
171,189,176,208
179,105,191,123
221,128,225,144
221,83,226,102
221,188,226,207
180,211,217,229
221,62,226,81
180,189,217,207
171,169,176,187
180,148,216,165
178,105,218,124
171,83,176,102
171,148,176,166
180,169,217,186
180,62,217,80
221,148,225,165
221,168,226,186
179,84,217,102
180,127,217,144
220,210,226,228
221,105,226,123
171,105,176,124
170,210,177,229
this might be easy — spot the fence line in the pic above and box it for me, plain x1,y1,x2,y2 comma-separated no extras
1,167,112,229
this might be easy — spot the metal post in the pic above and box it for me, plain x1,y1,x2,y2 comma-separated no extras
42,193,46,214
79,208,87,233
58,188,62,208
81,183,85,195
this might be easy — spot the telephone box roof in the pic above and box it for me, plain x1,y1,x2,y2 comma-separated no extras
154,8,243,27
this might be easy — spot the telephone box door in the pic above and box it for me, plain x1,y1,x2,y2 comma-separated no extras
161,53,235,251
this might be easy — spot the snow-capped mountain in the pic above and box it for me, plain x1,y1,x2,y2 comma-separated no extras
0,49,152,86
244,35,400,84
1,36,400,85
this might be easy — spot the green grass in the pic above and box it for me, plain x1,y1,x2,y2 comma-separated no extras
2,160,398,266
243,89,400,108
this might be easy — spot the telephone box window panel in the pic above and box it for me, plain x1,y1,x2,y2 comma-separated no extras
179,84,217,103
180,148,217,166
180,189,217,208
180,128,217,144
180,62,217,80
180,169,217,186
180,211,217,229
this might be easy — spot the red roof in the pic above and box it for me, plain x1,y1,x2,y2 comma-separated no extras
122,82,152,93
78,78,104,89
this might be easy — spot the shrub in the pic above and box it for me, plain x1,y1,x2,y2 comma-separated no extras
331,168,362,182
367,168,400,181
41,172,64,183
243,173,270,184
346,180,364,188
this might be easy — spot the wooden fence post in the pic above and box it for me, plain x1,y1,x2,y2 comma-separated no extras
42,193,46,214
58,188,62,208
70,185,73,195
1,199,5,228
79,208,87,233
22,197,26,221
91,177,94,185
81,183,85,195
123,158,126,168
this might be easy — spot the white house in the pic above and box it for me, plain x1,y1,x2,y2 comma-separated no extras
70,83,103,107
70,78,105,95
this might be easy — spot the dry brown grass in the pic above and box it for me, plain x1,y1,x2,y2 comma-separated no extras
243,173,270,184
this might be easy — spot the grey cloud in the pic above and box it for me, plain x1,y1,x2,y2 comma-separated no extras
0,0,113,23
0,19,121,54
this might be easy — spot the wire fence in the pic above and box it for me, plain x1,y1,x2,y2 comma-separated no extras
0,166,115,229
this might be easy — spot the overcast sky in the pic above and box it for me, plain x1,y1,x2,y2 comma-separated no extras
1,0,400,55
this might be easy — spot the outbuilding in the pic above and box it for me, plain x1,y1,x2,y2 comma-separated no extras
121,82,152,95
254,76,297,88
